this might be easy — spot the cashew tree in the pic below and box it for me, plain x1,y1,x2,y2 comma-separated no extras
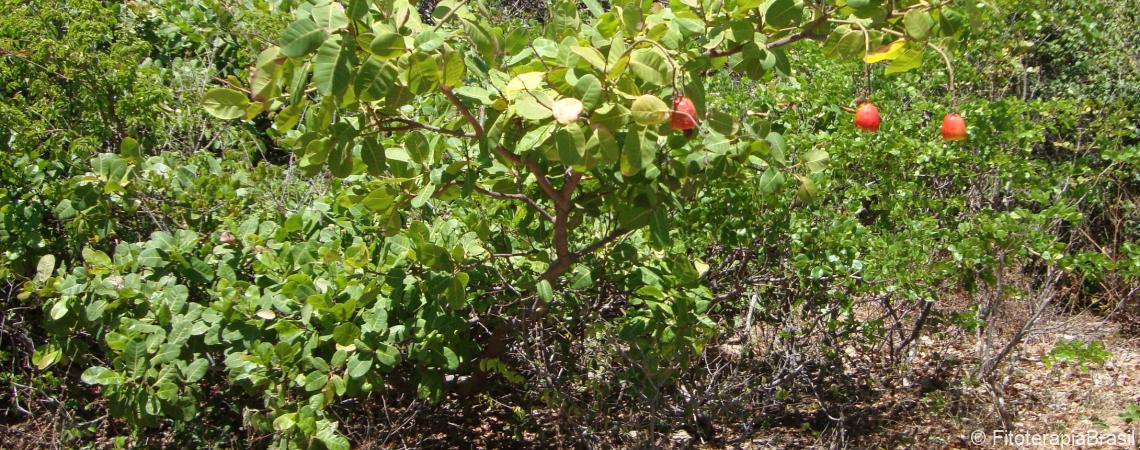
191,0,972,444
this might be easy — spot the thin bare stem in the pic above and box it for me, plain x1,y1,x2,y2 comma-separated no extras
473,186,555,223
926,42,958,108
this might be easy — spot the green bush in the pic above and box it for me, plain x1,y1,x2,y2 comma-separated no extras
3,0,1136,447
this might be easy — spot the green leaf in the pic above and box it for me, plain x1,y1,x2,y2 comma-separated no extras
445,273,468,309
440,50,466,88
275,100,305,131
369,32,406,60
273,413,298,431
885,44,925,74
823,27,866,60
35,254,55,282
81,247,112,268
328,142,353,177
313,35,353,97
137,248,165,268
569,266,593,289
251,47,284,101
766,132,787,158
618,204,653,229
280,18,328,58
376,344,400,367
464,20,500,65
202,88,250,120
315,422,351,450
518,124,554,150
621,126,654,176
361,137,387,176
32,345,60,370
571,46,608,71
442,347,459,370
328,123,355,177
414,30,445,52
355,58,398,102
304,371,329,391
801,149,829,173
555,123,586,167
346,354,372,379
536,280,554,303
629,48,670,85
630,94,669,126
514,98,553,120
81,366,124,386
301,138,333,172
312,1,350,31
903,10,934,41
363,187,395,211
405,131,430,164
1121,403,1140,424
762,0,803,28
649,209,669,246
183,358,208,383
795,174,818,203
48,301,68,321
119,136,142,162
407,53,441,94
757,167,785,193
332,323,360,346
411,181,437,208
346,0,370,20
574,74,603,110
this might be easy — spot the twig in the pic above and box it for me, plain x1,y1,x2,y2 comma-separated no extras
473,186,554,222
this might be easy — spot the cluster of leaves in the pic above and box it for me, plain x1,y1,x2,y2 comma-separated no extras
1042,339,1111,373
4,0,1138,447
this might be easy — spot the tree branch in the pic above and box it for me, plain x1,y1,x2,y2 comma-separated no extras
473,186,554,223
366,117,475,138
705,17,827,58
440,84,564,208
575,227,631,258
524,158,562,204
441,85,485,138
562,170,583,200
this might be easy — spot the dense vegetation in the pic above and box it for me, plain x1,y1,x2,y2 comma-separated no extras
1,0,1136,447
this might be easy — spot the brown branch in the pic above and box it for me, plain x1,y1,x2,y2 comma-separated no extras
562,170,583,200
440,83,564,214
441,85,485,138
575,227,631,258
705,17,827,58
365,117,475,138
523,158,562,204
536,170,586,281
473,186,554,222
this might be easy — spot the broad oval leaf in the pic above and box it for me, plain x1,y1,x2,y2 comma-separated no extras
280,18,328,58
630,94,670,126
629,48,670,85
506,72,545,96
369,32,406,60
313,35,353,97
762,0,803,28
202,88,250,120
904,10,934,41
312,1,350,31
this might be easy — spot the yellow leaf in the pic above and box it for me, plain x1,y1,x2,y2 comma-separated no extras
506,72,545,96
864,39,907,64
